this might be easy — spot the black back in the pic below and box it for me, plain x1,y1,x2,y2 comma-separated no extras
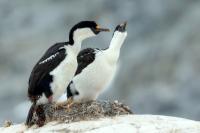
75,48,97,75
28,42,68,99
66,48,96,99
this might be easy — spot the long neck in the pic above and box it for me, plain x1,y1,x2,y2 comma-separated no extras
109,32,127,52
104,32,127,62
68,31,86,55
68,40,82,55
68,28,95,55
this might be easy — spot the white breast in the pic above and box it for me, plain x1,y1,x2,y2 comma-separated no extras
50,47,78,101
69,31,127,102
73,51,117,101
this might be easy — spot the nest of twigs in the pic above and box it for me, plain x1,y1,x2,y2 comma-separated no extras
30,100,133,126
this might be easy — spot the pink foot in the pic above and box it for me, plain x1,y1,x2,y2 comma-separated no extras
48,95,53,103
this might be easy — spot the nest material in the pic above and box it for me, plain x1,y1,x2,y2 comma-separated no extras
31,100,133,126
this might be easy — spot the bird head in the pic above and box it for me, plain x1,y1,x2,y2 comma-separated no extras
114,21,127,33
112,21,127,39
109,22,127,50
69,21,110,44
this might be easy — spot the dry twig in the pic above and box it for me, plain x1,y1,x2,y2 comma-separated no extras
30,100,133,126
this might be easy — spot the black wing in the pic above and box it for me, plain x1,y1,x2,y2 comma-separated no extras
66,48,102,98
75,48,98,75
28,42,67,97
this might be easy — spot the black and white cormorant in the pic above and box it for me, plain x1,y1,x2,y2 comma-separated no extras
26,21,109,126
61,22,127,102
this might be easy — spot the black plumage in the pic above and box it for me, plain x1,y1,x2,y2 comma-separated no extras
71,21,126,77
75,48,96,75
66,48,98,99
66,48,97,98
67,82,73,98
28,42,67,102
66,22,127,100
26,21,110,127
26,42,68,126
67,81,79,98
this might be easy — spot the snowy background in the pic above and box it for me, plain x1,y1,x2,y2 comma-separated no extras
1,0,200,124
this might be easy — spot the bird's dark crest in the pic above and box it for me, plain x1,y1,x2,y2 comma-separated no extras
69,21,98,44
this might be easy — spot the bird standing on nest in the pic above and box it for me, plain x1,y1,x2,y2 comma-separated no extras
26,21,110,127
61,22,127,106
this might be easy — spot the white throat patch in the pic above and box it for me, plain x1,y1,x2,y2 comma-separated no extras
73,28,95,42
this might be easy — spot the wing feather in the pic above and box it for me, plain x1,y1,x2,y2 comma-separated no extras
28,42,67,96
75,48,97,75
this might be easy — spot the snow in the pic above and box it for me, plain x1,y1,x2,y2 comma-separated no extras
1,115,200,133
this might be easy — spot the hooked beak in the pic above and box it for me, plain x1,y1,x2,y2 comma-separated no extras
121,21,127,28
115,21,127,32
95,25,110,32
119,21,127,32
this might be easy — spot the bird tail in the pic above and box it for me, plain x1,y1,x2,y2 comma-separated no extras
25,101,37,127
28,90,41,103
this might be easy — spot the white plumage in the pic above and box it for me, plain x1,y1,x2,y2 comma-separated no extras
26,21,110,126
62,22,127,102
37,28,97,104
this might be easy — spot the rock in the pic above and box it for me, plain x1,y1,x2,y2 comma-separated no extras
3,120,12,127
2,0,200,123
2,101,200,132
1,115,200,133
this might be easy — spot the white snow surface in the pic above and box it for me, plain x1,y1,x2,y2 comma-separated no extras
1,115,200,133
